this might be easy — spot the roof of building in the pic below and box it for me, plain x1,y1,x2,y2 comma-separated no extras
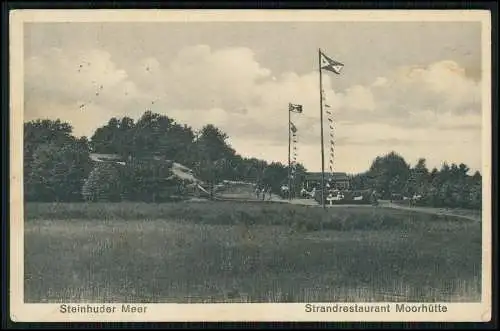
88,153,203,184
304,172,349,181
89,153,126,165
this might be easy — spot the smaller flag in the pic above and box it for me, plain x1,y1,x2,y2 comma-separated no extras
290,122,298,133
325,104,331,108
289,103,303,113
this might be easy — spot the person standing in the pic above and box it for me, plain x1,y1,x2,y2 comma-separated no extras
255,186,260,200
267,186,272,200
370,190,378,206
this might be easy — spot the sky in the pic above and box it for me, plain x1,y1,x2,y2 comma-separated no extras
23,21,484,174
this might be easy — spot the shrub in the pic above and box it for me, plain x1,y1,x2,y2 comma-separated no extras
82,163,123,202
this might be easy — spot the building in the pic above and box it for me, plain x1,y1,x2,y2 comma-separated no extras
303,172,350,190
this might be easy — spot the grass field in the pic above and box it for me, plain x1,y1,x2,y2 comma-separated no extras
24,201,482,303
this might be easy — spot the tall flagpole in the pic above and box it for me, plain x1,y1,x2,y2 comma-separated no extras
318,48,326,209
288,104,292,201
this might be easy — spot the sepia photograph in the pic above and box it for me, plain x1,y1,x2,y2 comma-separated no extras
9,9,492,322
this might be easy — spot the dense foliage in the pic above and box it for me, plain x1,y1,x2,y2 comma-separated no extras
24,112,304,202
23,112,481,209
349,152,482,209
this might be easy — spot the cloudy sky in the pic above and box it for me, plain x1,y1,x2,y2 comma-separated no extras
23,20,484,174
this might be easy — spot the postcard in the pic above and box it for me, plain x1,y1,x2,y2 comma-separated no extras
9,9,492,322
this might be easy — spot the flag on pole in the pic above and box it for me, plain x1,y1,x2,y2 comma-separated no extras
320,51,344,75
290,122,298,133
289,103,303,113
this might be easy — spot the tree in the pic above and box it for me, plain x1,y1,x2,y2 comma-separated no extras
24,119,75,182
89,117,122,154
472,170,482,182
261,162,288,193
195,124,235,160
192,124,236,196
120,159,177,202
367,151,410,198
26,138,92,202
406,158,430,196
90,112,196,165
117,117,136,157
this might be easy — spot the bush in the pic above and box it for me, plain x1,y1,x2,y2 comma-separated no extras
82,163,123,202
26,142,92,202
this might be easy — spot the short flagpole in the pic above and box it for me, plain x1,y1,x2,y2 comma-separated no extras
319,48,326,209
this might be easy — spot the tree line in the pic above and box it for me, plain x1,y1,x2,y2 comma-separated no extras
24,111,481,209
24,111,306,203
349,152,482,209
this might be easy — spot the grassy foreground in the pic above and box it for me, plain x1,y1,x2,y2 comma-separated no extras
24,202,482,303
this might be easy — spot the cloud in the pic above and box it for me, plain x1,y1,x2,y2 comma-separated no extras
165,45,271,111
25,47,168,136
328,60,481,126
24,45,482,173
26,48,131,98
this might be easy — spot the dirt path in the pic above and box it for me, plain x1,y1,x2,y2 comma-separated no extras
377,201,482,222
212,193,482,222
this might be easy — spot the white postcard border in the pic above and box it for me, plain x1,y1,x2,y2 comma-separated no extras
9,9,493,323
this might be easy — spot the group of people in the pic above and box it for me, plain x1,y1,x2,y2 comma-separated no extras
300,187,316,199
255,186,273,201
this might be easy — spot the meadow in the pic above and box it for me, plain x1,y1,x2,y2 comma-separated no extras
24,201,482,303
